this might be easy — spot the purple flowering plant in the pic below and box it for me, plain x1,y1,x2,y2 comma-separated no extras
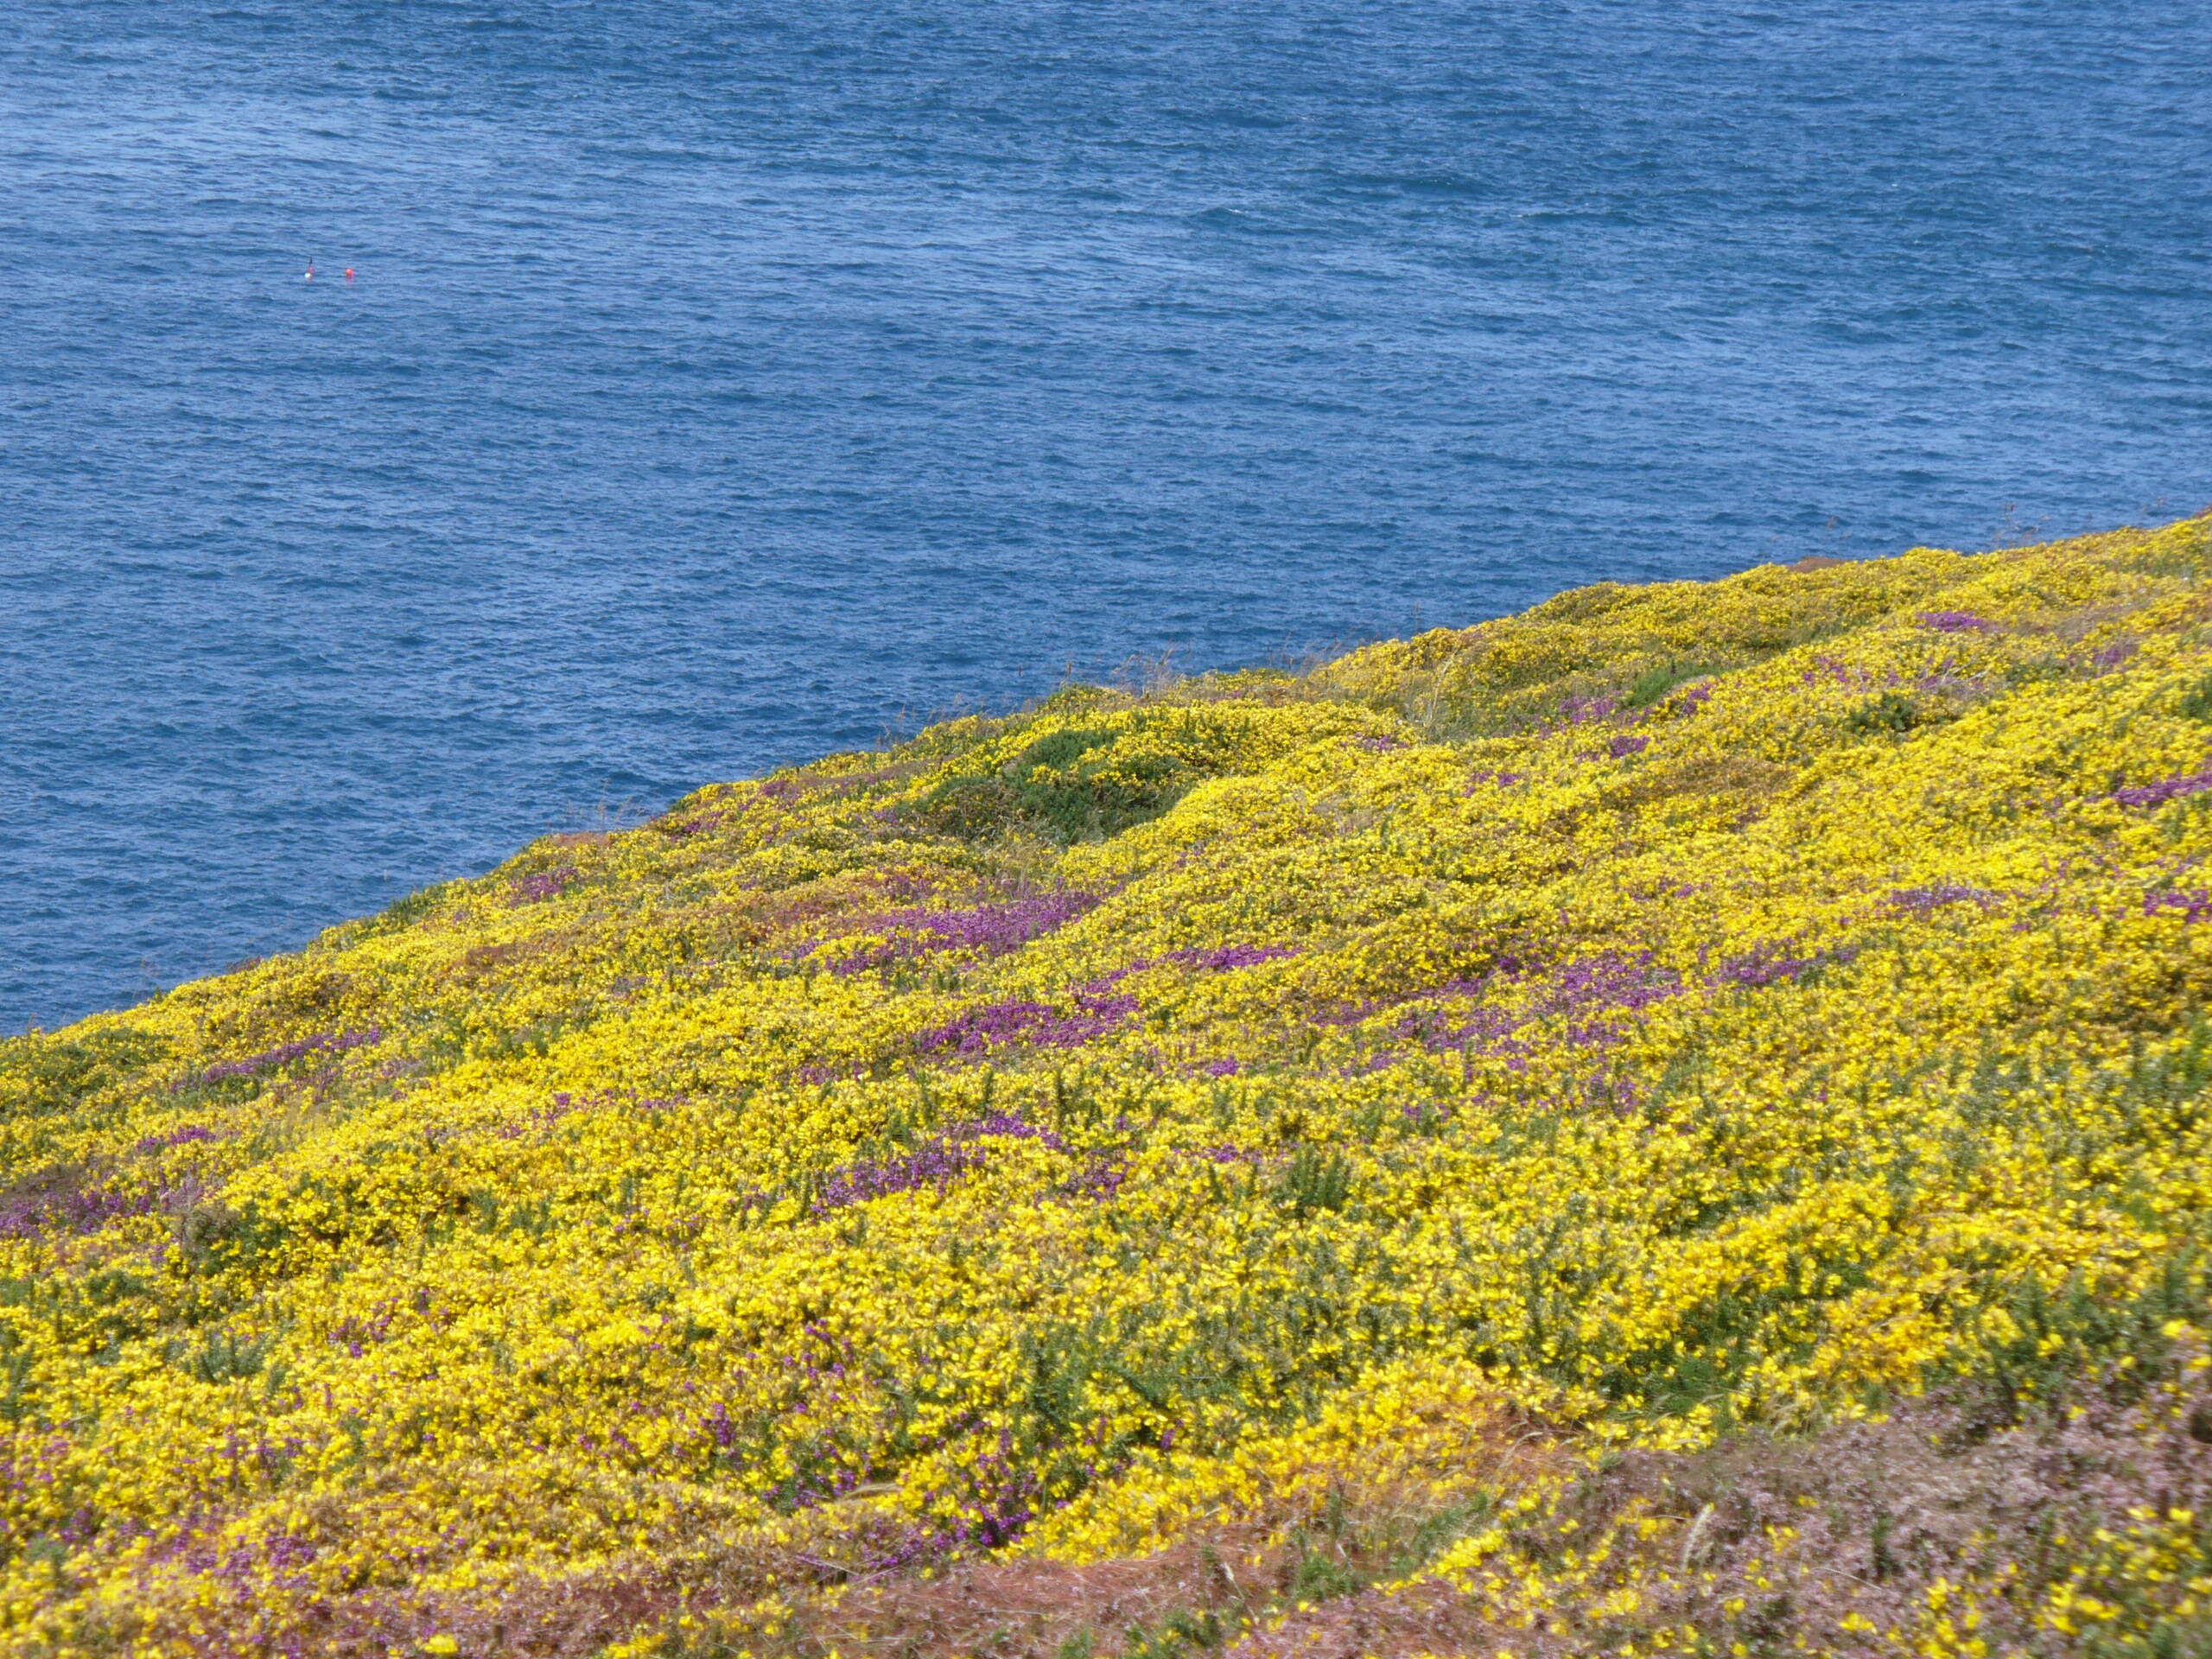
198,1028,383,1084
507,868,576,905
830,892,1099,976
2144,888,2212,924
2113,769,2212,809
915,991,1138,1058
812,1112,1073,1214
1888,884,1999,913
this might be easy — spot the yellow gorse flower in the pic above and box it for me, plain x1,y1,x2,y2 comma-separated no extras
1,518,2210,1653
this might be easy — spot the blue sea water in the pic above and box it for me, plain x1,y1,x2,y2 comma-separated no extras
3,2,2208,1033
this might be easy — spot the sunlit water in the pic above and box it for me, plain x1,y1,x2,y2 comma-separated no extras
3,0,2208,1031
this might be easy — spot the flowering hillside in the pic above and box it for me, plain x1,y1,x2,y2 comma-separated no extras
7,518,2212,1657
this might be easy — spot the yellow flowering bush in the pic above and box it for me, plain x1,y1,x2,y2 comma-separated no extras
5,518,2212,1655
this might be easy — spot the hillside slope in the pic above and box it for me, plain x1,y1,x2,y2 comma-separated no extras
6,518,2212,1656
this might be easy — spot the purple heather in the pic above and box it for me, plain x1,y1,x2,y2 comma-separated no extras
830,891,1098,974
2144,888,2212,924
1888,884,1999,913
200,1028,383,1084
2113,770,2212,809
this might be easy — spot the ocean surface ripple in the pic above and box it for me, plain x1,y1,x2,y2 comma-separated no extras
3,0,2208,1031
